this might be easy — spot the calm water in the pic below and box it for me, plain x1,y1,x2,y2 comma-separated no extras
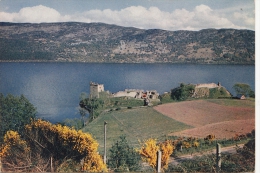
0,62,255,122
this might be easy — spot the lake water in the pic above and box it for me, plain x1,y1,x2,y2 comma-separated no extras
0,62,255,122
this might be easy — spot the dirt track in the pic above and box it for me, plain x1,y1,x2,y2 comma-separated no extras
154,100,255,139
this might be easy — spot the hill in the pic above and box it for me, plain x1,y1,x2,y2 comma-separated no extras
81,107,191,151
0,22,255,64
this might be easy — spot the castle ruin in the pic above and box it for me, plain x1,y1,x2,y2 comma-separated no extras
113,89,159,100
90,82,104,98
89,82,159,101
195,82,221,88
192,82,231,98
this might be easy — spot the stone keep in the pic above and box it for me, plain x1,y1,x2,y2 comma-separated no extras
90,82,104,98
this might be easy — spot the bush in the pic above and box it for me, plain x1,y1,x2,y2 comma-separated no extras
115,107,121,111
171,83,195,101
108,136,141,172
209,87,230,98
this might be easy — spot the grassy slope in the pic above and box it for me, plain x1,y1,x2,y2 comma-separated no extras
206,98,255,108
82,107,191,153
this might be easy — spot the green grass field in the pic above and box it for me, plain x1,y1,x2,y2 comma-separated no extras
82,107,191,153
206,98,255,108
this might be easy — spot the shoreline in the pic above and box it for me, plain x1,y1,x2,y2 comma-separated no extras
0,60,255,65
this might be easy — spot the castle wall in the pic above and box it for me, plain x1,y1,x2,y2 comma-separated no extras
195,83,220,89
113,89,159,100
113,91,138,98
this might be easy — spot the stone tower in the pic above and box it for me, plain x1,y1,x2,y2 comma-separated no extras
90,82,104,98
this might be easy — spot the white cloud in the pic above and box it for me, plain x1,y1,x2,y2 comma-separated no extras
233,12,255,28
0,5,63,23
0,4,254,31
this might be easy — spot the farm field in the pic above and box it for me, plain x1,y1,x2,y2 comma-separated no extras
153,99,255,139
82,107,191,152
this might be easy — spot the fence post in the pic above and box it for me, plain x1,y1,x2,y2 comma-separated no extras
50,156,54,172
156,150,162,173
104,121,107,164
216,143,221,172
0,157,2,173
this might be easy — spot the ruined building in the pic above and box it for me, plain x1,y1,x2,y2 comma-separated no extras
90,82,104,98
89,82,160,101
192,82,231,98
113,89,159,100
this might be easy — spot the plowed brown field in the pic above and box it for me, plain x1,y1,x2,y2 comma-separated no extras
154,100,255,139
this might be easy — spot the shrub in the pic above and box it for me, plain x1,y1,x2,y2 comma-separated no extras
108,136,141,172
0,119,107,172
171,83,195,101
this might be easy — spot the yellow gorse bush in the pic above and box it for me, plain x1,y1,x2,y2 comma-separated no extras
139,138,159,168
0,130,30,157
83,152,107,172
159,140,175,170
25,119,99,155
138,138,174,170
1,119,107,172
193,141,200,148
182,141,192,148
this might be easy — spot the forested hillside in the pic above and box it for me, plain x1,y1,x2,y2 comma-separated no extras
0,22,255,64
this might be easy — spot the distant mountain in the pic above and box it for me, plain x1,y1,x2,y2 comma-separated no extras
0,22,255,64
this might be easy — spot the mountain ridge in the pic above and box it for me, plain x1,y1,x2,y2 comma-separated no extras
0,22,255,64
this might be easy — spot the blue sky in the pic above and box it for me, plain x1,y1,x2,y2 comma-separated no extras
0,0,256,31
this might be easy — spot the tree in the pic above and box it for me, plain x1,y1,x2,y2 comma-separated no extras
138,139,174,171
171,83,195,101
0,93,36,143
79,94,104,120
232,83,253,97
108,135,141,172
0,119,107,172
62,118,84,130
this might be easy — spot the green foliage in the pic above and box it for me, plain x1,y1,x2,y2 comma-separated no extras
249,90,255,98
159,92,175,103
62,118,84,130
171,83,195,101
0,93,36,144
233,83,253,97
168,154,217,172
108,135,141,172
79,94,104,120
209,87,230,98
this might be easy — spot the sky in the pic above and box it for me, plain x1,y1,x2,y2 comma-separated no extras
0,0,256,31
